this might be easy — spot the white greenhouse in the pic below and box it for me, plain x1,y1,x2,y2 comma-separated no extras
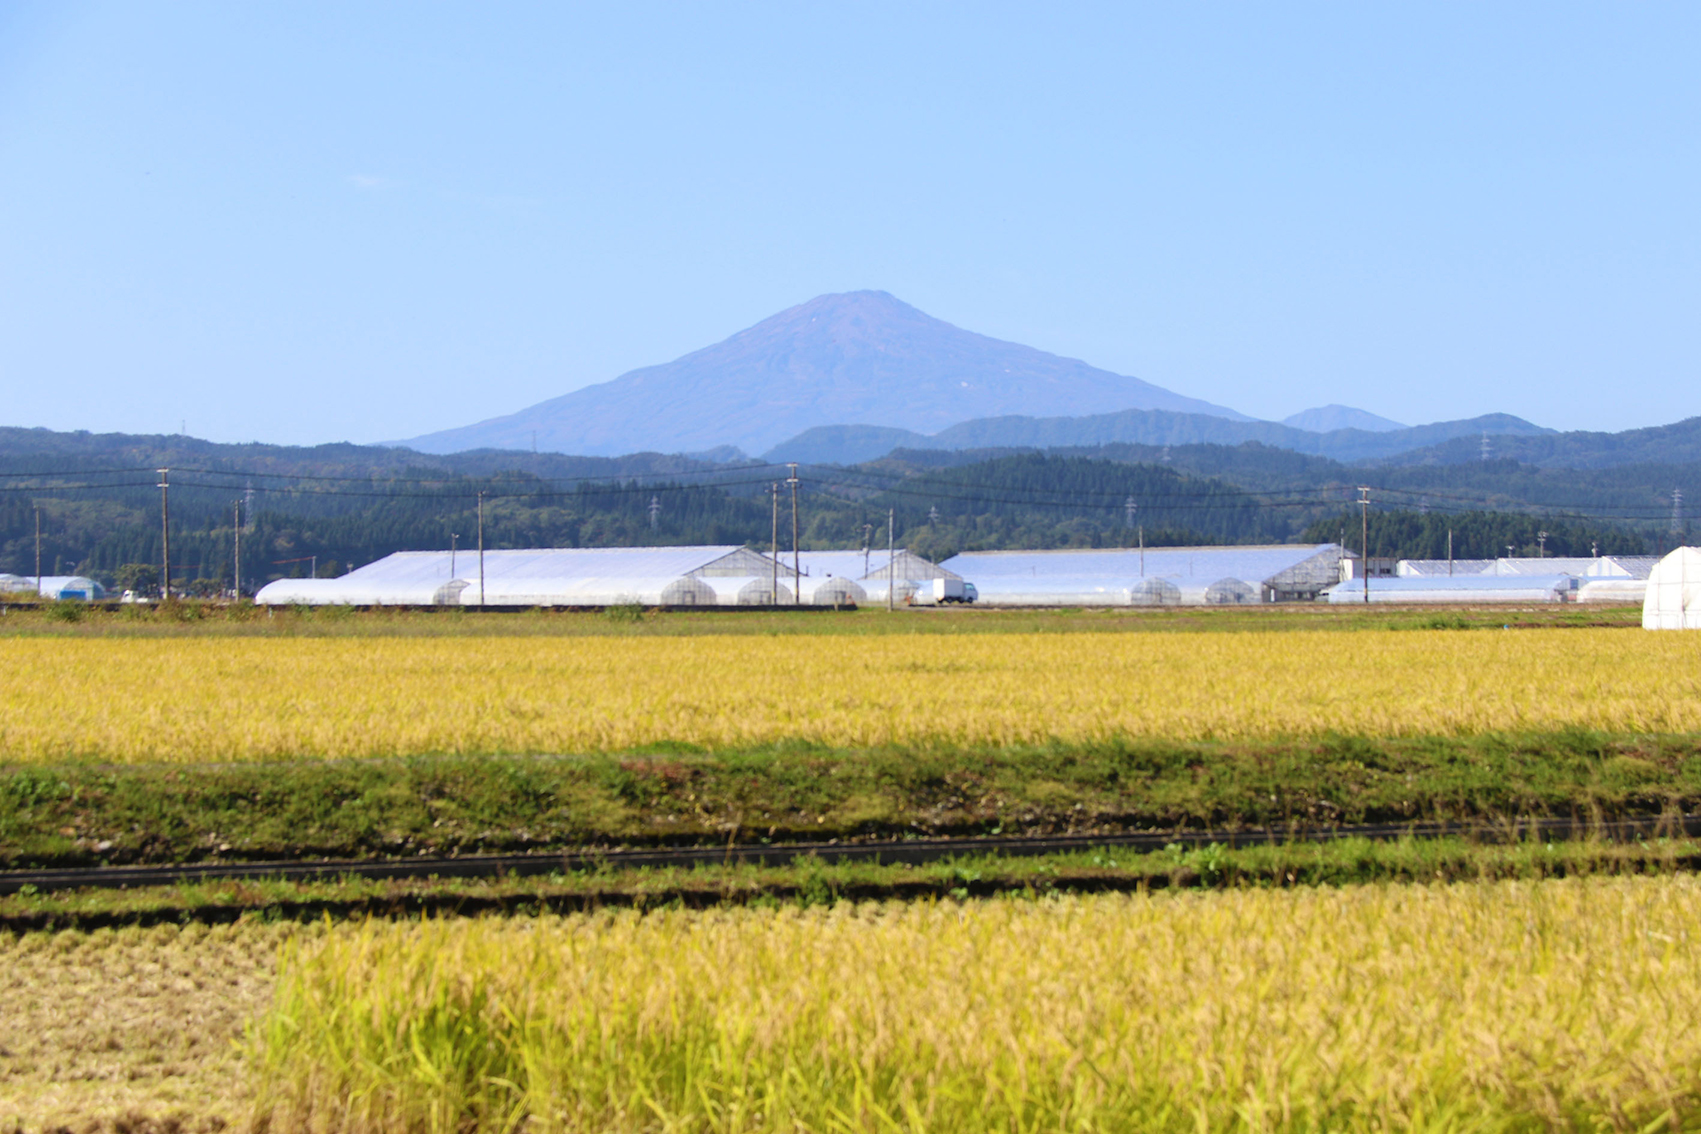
1323,574,1579,604
1643,548,1701,630
940,545,1344,607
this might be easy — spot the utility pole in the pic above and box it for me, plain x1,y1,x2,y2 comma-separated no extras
1447,529,1454,577
33,507,41,594
1672,487,1686,539
648,495,661,530
770,483,779,608
887,507,895,612
1358,486,1371,604
862,522,873,580
477,491,486,607
158,468,171,601
450,533,458,577
1139,522,1145,577
787,463,800,607
233,499,242,598
1537,531,1548,558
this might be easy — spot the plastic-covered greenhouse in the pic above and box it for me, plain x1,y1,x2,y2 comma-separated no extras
1323,575,1579,604
940,545,1343,606
1643,548,1701,629
253,544,968,608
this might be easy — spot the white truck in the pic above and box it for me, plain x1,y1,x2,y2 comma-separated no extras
930,578,977,604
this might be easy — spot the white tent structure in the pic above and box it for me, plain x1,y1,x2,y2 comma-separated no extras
1643,548,1701,630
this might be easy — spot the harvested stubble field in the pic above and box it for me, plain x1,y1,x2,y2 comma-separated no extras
1,627,1698,762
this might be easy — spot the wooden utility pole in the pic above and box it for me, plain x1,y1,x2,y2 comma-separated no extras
158,469,171,601
476,492,486,607
770,483,779,608
787,464,800,606
33,507,41,594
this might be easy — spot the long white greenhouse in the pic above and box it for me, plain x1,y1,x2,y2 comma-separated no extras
1323,574,1581,604
253,545,958,607
1391,554,1659,604
938,545,1345,606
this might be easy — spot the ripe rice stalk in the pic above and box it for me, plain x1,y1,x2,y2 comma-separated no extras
1,629,1698,763
253,876,1701,1133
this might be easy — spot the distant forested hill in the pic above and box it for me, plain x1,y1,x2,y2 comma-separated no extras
0,427,1681,590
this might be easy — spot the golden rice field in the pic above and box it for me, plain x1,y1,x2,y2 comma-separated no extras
249,876,1701,1133
2,628,1699,762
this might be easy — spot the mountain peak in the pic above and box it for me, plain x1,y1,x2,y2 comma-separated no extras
1282,404,1408,433
401,293,1251,457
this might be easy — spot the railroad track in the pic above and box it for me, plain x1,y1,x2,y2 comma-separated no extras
5,813,1699,895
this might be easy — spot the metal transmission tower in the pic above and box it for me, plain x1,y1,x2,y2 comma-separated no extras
786,464,801,606
157,468,171,601
1358,486,1371,604
232,499,242,598
476,491,486,607
1480,433,1493,462
648,495,661,530
928,505,940,525
769,483,780,608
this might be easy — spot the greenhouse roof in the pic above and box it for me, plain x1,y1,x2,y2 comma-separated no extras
340,546,753,586
942,544,1337,584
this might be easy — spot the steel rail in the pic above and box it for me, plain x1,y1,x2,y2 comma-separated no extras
6,814,1701,895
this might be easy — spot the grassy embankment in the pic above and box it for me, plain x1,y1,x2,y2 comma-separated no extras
8,834,1701,932
0,596,1644,638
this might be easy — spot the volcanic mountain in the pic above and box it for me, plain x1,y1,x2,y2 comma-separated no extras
400,290,1251,457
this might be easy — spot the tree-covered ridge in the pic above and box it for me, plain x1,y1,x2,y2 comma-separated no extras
0,427,1677,591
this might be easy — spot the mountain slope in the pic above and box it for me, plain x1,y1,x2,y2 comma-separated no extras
1374,416,1701,469
401,291,1251,457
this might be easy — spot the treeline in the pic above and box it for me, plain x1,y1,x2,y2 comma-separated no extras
1299,511,1647,561
0,427,1666,589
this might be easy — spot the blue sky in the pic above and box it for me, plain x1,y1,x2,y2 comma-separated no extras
1,2,1696,445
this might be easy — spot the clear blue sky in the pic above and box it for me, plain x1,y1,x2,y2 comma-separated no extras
1,2,1696,446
